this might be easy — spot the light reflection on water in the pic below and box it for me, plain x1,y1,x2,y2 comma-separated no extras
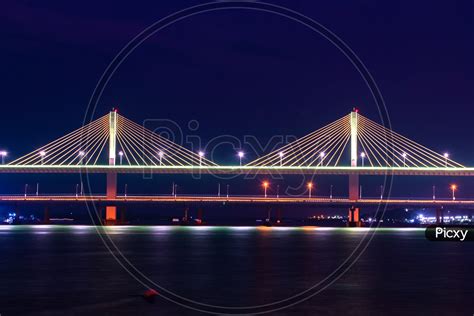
0,224,472,315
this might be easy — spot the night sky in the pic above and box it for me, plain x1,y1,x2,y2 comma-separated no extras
0,1,473,200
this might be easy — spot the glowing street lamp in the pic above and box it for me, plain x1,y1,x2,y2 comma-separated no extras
78,150,85,164
450,184,457,201
402,152,407,167
307,182,313,198
39,151,46,164
118,151,124,165
319,152,325,166
443,152,449,167
0,150,7,164
360,152,366,167
198,151,204,166
278,151,284,166
238,151,244,166
158,151,164,165
262,181,269,198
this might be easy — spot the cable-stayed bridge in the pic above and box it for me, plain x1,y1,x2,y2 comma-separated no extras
0,109,472,224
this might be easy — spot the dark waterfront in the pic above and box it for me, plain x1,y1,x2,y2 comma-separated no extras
0,225,473,315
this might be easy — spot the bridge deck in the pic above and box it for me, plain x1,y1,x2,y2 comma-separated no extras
1,195,474,207
1,165,474,176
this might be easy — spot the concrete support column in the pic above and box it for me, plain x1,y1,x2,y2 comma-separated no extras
105,205,117,225
44,206,50,224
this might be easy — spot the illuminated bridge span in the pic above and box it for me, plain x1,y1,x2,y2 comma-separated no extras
0,109,470,224
1,195,474,208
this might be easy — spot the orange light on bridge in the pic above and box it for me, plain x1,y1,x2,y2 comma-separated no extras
450,184,457,201
262,181,269,198
307,182,313,198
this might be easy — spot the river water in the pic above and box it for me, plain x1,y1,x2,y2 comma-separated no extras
0,225,472,315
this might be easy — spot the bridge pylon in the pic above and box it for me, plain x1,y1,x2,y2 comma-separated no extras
349,109,360,201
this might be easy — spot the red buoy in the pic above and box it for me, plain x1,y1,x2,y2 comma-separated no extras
143,289,159,303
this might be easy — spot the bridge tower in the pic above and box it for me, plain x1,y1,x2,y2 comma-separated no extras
349,109,359,201
105,110,118,224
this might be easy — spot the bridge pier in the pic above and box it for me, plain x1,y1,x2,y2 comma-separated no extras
348,206,362,227
43,206,50,224
105,172,118,225
105,205,117,225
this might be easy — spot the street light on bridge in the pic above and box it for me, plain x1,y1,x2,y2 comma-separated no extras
262,181,269,198
319,152,325,166
0,150,7,164
443,152,449,167
360,152,366,167
158,151,164,165
278,151,284,166
237,151,244,166
39,151,46,164
402,152,407,167
198,151,204,166
307,182,313,198
118,151,124,165
78,150,85,164
450,184,457,201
